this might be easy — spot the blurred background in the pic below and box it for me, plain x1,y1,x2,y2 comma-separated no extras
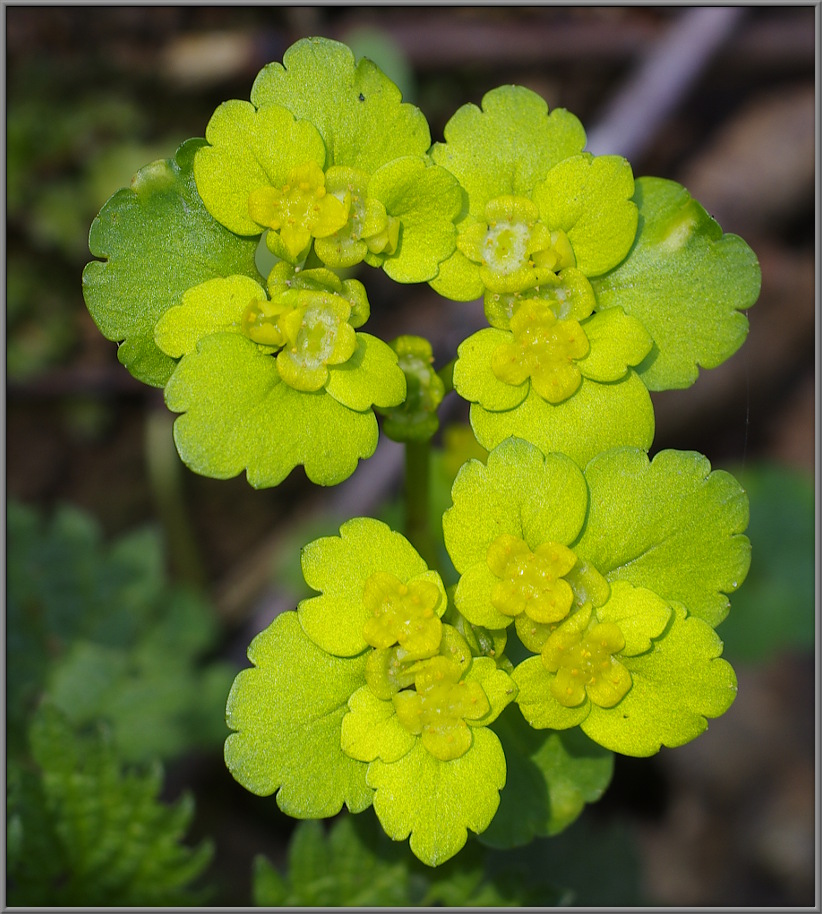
6,5,817,907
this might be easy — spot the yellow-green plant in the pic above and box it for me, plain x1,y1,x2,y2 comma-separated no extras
83,37,759,869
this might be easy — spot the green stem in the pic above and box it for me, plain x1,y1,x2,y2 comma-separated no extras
404,439,438,570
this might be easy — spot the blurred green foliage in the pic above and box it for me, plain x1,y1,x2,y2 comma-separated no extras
253,806,643,906
717,463,815,663
7,65,181,380
7,704,213,906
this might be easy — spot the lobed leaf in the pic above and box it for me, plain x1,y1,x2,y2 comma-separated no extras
431,85,586,216
325,333,407,412
480,706,613,848
367,156,462,282
591,177,760,390
576,308,653,383
574,448,751,627
224,611,372,818
82,139,260,387
154,274,267,358
164,332,379,487
468,372,655,471
532,154,637,277
580,603,738,756
367,728,507,866
193,101,327,236
298,517,445,657
250,37,430,172
444,437,589,574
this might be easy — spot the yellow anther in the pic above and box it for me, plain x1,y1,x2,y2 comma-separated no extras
490,298,589,403
361,571,442,659
542,609,631,709
486,534,576,624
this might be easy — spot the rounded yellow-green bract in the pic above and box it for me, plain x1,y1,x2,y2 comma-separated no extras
298,518,448,658
194,101,328,237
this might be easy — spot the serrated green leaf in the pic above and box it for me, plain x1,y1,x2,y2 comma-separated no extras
468,371,655,471
10,704,212,906
154,274,267,357
580,603,738,756
591,176,760,390
82,139,260,387
164,332,379,487
7,501,228,763
325,333,406,411
367,728,506,866
225,611,372,817
193,100,327,236
298,517,445,657
251,37,430,172
480,706,613,848
532,154,637,277
575,448,751,627
444,437,589,575
252,855,289,906
366,156,461,282
253,815,413,907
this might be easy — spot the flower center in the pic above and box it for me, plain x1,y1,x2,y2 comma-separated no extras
272,293,357,392
486,533,577,624
457,195,575,293
491,299,589,403
314,167,400,268
392,655,490,761
361,571,442,659
247,160,350,260
541,606,631,708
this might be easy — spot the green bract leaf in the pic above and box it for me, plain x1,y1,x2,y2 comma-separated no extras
193,101,327,237
225,611,372,817
82,139,260,387
580,603,737,755
366,156,461,282
467,371,655,471
367,728,507,866
298,517,446,657
154,274,267,357
163,332,384,487
250,37,431,172
432,85,586,217
341,686,417,763
444,437,588,575
480,706,613,848
575,448,751,627
591,177,761,390
575,308,654,382
532,154,637,277
325,333,407,412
